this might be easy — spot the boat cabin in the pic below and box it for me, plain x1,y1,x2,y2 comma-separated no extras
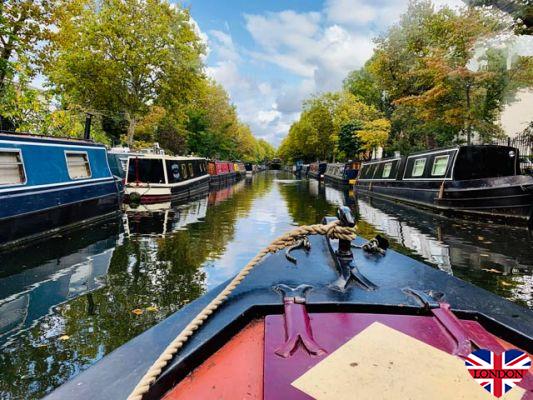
0,131,121,248
358,146,520,182
355,145,532,226
126,156,207,185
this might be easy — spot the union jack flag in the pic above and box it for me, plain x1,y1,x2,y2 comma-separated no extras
465,349,531,398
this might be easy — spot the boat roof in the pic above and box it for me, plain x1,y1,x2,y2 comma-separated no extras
0,131,103,147
128,154,206,161
361,144,518,164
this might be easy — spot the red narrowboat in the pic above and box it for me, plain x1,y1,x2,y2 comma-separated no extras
208,160,238,186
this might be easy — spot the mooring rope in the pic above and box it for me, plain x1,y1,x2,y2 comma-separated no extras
127,219,357,400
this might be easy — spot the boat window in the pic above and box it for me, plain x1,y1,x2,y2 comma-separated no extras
0,149,26,185
382,163,392,178
166,161,182,183
66,152,91,179
188,163,194,178
411,158,426,177
180,163,188,179
431,155,449,176
126,158,165,184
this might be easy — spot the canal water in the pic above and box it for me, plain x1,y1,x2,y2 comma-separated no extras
1,171,531,399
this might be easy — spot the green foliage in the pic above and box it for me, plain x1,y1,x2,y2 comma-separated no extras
0,0,271,163
281,0,530,158
278,91,390,162
338,121,363,159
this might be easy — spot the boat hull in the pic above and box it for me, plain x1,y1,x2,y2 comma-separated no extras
209,172,238,186
324,174,350,186
355,175,533,226
0,191,120,251
125,175,209,204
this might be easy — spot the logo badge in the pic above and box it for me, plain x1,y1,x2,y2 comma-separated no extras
465,349,531,398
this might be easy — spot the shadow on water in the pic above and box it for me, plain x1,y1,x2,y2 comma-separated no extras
0,172,531,398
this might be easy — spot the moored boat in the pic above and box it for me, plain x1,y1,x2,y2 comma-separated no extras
208,160,238,185
308,161,327,180
355,145,533,227
324,161,361,186
233,162,246,178
0,131,122,250
245,162,258,175
124,155,209,204
45,207,533,400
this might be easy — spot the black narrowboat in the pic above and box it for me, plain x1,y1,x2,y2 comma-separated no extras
124,155,209,204
45,207,533,400
245,163,258,175
308,161,327,180
324,161,361,186
0,132,122,250
355,145,533,226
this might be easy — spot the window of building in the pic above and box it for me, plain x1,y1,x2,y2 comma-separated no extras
66,152,91,179
411,158,426,177
382,163,392,178
188,163,194,178
431,155,449,176
0,150,26,185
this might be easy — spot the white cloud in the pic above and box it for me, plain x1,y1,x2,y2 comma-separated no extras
202,0,466,146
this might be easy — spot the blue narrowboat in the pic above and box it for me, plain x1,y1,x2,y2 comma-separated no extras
0,132,122,250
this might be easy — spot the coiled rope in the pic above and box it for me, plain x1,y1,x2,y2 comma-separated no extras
127,219,357,400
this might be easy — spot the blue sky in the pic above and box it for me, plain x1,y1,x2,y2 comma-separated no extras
182,0,464,146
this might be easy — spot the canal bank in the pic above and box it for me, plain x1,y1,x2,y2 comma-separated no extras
0,172,531,399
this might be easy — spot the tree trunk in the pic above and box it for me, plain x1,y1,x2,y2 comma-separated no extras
465,83,472,145
127,115,136,147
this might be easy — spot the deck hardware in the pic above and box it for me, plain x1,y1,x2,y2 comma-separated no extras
352,234,389,255
403,288,478,357
330,207,378,291
285,237,311,264
273,284,325,358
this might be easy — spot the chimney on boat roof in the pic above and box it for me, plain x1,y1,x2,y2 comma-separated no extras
84,114,92,140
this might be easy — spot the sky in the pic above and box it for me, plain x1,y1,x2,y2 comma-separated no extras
182,0,465,146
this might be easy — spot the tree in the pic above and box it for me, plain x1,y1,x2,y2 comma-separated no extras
278,91,389,162
0,0,55,92
45,0,205,145
338,121,363,159
365,0,518,148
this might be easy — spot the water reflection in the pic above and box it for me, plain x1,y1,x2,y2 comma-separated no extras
0,173,531,399
353,193,532,307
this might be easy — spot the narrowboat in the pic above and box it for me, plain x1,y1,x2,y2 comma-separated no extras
245,163,258,175
208,160,238,185
308,161,327,180
324,161,361,186
234,162,246,178
46,207,533,400
0,132,121,250
124,155,209,204
355,145,533,226
108,144,166,180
